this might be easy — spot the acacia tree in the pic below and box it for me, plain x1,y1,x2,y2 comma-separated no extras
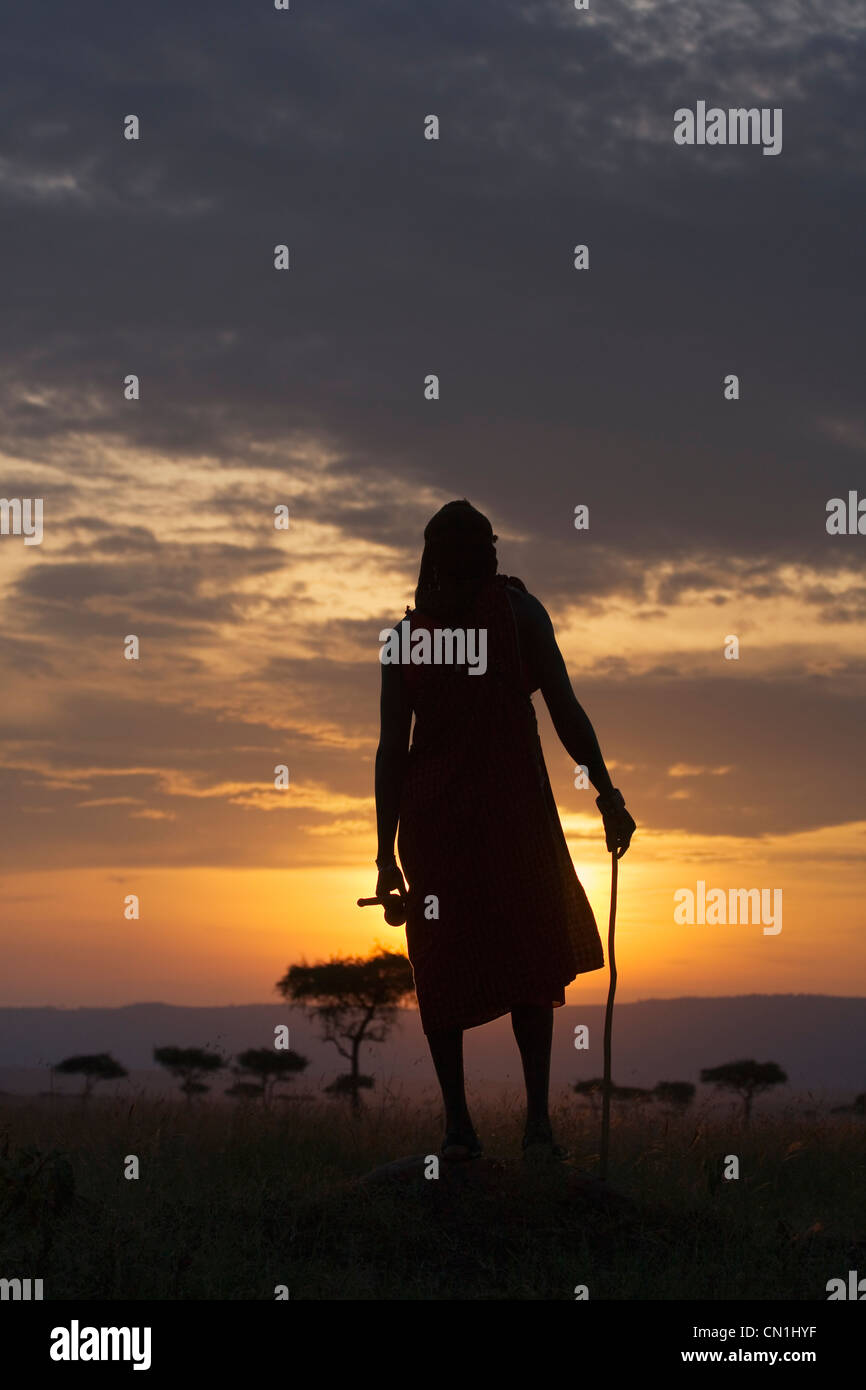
277,950,415,1113
572,1077,604,1112
324,1073,375,1101
653,1081,696,1110
572,1078,652,1112
612,1084,653,1105
830,1092,866,1116
224,1081,265,1102
53,1053,128,1098
153,1046,225,1102
230,1047,309,1105
700,1059,787,1123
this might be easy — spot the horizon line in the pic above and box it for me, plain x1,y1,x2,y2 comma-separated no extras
2,991,865,1011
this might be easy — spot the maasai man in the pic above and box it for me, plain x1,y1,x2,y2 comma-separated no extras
374,500,636,1159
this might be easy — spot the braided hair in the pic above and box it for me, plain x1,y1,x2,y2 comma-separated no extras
413,499,500,620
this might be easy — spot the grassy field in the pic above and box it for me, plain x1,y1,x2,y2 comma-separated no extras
1,1090,863,1300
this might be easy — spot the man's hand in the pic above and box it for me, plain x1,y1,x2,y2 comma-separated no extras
375,860,407,901
596,788,636,858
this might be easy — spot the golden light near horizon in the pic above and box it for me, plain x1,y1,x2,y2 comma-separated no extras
2,807,863,1006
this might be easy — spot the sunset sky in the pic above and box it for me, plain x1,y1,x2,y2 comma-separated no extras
1,0,863,1008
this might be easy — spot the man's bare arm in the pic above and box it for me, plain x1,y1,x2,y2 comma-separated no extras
507,585,635,855
510,587,615,797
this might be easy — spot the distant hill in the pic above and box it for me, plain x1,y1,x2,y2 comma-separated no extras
0,996,863,1104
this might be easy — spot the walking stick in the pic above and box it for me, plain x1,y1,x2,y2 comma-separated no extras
599,847,619,1182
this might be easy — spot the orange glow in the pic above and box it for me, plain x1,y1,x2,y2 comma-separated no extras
3,820,863,1006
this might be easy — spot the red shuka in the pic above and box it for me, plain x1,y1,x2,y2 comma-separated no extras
397,574,604,1033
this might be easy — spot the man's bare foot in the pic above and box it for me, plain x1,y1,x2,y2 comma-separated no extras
522,1121,568,1161
441,1126,483,1161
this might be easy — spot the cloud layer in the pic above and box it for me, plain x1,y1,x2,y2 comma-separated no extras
1,0,864,882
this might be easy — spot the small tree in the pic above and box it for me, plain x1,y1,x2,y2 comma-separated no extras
700,1059,787,1123
830,1092,866,1117
324,1073,374,1103
225,1081,265,1102
53,1053,128,1098
232,1048,309,1105
277,950,415,1114
572,1078,651,1111
153,1046,225,1102
654,1081,696,1110
572,1078,604,1112
613,1084,653,1105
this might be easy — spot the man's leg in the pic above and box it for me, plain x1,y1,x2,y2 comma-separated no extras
426,1028,476,1142
511,1004,555,1142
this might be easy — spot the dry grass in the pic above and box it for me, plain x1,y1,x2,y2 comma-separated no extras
0,1089,862,1300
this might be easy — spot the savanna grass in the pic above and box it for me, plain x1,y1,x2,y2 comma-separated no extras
0,1089,861,1300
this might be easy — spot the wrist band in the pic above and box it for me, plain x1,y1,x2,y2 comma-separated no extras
596,787,625,814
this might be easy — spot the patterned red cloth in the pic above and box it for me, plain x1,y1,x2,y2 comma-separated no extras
397,575,604,1033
